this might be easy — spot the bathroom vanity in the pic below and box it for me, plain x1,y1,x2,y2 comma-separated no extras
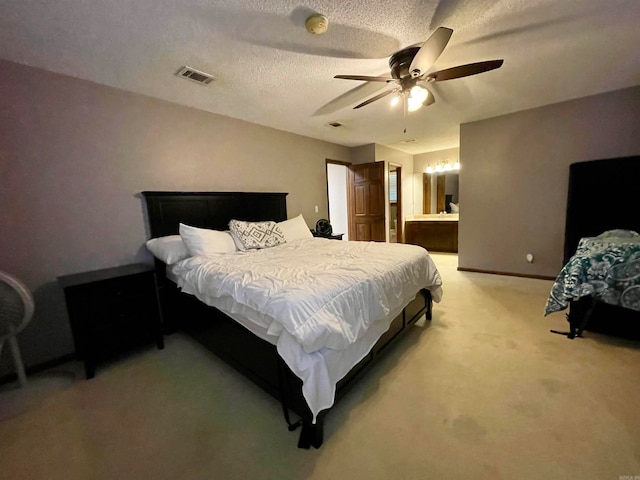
404,214,458,253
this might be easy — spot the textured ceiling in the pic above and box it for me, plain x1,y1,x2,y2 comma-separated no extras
1,0,639,154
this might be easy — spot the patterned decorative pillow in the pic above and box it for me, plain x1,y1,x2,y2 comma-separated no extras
228,219,286,250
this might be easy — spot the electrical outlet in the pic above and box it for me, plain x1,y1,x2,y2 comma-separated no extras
526,253,534,263
314,205,318,213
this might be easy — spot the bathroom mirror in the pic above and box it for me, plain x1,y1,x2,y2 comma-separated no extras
421,173,459,214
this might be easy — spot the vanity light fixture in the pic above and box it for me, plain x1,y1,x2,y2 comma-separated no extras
425,160,461,174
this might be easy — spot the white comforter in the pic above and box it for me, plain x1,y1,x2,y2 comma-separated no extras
170,237,443,419
172,237,442,353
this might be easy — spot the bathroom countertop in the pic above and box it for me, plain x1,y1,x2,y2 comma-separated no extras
406,215,459,222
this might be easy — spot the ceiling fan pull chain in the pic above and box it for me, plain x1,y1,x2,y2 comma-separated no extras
403,94,407,134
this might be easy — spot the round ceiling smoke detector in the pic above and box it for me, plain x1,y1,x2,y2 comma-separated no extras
305,14,328,34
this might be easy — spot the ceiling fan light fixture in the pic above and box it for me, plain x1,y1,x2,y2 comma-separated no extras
406,85,429,112
409,85,428,103
390,95,401,107
407,96,423,112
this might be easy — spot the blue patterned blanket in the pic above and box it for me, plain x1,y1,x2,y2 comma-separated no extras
545,230,640,315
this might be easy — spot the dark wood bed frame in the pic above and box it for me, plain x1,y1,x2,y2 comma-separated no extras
141,191,433,448
559,155,640,339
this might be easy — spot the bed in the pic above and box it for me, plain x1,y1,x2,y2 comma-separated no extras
141,191,443,448
547,156,640,339
545,230,640,337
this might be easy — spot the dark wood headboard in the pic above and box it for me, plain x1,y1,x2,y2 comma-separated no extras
563,156,640,337
141,191,288,293
142,191,288,239
564,156,640,263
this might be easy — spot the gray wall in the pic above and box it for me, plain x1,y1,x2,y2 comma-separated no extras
3,55,639,374
0,59,351,373
458,87,640,278
350,144,376,165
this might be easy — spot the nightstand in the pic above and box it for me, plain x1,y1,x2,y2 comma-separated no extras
58,263,164,379
312,231,344,240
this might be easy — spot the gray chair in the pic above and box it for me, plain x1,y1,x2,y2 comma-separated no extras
0,271,34,386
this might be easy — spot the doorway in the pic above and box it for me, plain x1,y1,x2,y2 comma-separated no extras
327,160,398,243
326,160,349,240
388,164,402,243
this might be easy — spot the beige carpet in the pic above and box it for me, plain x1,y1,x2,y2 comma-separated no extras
1,253,639,480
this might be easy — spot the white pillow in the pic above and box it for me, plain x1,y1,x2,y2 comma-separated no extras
179,223,237,256
277,214,313,242
145,235,190,264
228,219,286,250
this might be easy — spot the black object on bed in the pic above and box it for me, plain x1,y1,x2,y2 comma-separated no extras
141,191,433,448
555,156,640,339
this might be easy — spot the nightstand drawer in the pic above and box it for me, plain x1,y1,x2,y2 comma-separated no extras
90,306,156,338
87,274,157,324
92,273,152,300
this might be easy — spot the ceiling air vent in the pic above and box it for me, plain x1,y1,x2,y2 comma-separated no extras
176,66,215,85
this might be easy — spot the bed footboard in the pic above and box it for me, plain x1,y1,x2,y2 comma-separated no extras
164,285,432,449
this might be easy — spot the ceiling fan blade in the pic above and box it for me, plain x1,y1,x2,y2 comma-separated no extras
354,89,395,109
313,80,390,116
426,60,504,82
335,74,393,83
409,27,453,77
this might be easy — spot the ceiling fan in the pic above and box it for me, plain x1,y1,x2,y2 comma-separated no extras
334,27,503,112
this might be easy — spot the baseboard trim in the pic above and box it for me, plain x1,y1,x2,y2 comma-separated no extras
0,353,76,386
457,267,556,281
